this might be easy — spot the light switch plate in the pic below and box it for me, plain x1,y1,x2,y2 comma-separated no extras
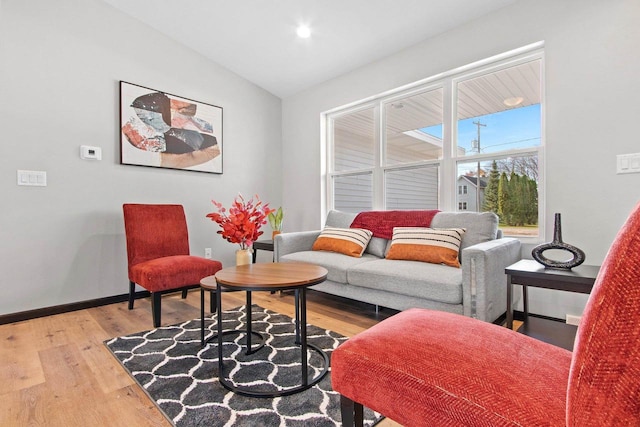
617,153,640,174
17,170,47,186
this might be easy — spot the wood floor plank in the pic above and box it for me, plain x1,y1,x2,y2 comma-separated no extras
93,385,171,427
1,383,46,426
92,299,158,337
0,320,46,393
77,331,136,395
38,343,96,397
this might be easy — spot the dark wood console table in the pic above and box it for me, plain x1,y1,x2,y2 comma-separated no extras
252,239,274,263
505,259,600,350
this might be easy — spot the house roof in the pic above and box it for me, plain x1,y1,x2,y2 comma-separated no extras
459,175,488,189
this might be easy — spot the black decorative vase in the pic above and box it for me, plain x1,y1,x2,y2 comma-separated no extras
532,213,585,269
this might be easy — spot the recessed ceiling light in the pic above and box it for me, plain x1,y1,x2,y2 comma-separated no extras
503,96,524,107
296,25,311,39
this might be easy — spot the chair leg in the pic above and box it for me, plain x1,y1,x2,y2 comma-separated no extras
355,400,363,426
152,292,161,328
128,281,135,310
340,395,364,427
210,290,217,314
181,289,188,299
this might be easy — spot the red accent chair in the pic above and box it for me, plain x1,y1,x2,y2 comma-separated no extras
123,204,222,327
332,203,640,426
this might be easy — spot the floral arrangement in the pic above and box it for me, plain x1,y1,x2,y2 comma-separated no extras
206,194,274,250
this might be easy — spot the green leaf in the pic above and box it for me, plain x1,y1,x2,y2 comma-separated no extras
268,207,284,230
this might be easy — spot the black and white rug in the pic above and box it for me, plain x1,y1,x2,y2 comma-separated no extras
105,305,380,427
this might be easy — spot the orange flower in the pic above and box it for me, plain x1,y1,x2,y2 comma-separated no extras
206,194,274,249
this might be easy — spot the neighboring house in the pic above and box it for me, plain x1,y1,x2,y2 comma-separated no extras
457,175,487,212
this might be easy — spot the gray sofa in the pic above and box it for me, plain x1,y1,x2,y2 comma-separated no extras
274,210,521,323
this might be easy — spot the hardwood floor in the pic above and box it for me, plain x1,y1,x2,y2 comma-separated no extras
0,290,403,426
0,289,520,426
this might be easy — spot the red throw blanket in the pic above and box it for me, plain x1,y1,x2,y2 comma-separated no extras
350,210,440,240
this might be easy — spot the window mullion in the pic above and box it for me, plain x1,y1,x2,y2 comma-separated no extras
374,102,384,210
441,78,455,211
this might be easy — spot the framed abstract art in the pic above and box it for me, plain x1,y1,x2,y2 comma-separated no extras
119,81,223,174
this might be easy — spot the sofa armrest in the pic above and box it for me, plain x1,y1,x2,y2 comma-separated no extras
274,230,321,261
461,237,521,322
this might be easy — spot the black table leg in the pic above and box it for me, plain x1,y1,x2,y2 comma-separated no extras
217,284,223,380
217,284,328,398
300,287,308,386
295,288,300,345
507,274,513,329
200,287,205,347
523,285,529,321
246,291,254,355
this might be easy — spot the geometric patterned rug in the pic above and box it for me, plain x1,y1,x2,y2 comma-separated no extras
104,305,380,426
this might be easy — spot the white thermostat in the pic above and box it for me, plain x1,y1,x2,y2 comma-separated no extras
80,145,102,160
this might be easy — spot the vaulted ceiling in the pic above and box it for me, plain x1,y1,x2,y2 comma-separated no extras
101,0,519,98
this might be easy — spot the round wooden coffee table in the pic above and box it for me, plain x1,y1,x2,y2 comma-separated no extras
210,262,328,398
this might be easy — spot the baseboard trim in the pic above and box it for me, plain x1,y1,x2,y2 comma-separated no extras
493,312,507,325
494,310,565,326
0,291,152,325
518,311,565,323
1,294,568,327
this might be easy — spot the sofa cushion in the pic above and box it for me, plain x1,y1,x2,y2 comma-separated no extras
347,259,463,304
280,251,379,284
431,212,498,250
365,236,388,258
386,227,466,268
324,210,388,258
312,226,373,257
325,210,358,228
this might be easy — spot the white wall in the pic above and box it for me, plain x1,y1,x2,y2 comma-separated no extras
0,0,282,315
282,0,640,318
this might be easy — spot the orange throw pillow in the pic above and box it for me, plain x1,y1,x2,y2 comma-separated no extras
386,227,466,267
312,227,373,258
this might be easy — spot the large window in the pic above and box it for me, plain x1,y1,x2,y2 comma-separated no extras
325,46,544,238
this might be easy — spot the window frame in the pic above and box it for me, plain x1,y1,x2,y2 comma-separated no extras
323,43,545,242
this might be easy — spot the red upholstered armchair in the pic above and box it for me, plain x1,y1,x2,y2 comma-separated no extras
332,203,640,426
123,204,222,327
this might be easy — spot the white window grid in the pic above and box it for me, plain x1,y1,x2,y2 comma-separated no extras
323,43,545,242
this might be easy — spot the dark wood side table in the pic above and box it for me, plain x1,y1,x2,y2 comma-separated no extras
252,239,274,263
506,259,600,350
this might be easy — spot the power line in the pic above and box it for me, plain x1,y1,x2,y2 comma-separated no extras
480,137,540,150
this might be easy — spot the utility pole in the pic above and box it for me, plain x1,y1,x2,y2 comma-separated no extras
473,121,486,212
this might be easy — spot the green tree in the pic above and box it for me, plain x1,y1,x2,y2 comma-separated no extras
496,171,538,226
524,176,538,224
513,172,530,226
497,171,509,221
482,160,500,215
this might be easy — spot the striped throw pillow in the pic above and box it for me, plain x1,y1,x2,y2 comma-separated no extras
385,227,466,267
312,227,373,258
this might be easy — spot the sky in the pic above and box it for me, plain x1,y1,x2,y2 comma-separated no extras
457,104,541,154
423,104,541,155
